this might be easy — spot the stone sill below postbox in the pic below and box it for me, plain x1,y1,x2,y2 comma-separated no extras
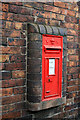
27,23,67,111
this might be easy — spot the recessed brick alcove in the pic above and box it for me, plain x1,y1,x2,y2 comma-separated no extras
27,23,67,111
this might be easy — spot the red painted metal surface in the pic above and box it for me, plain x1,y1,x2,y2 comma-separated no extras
42,34,63,101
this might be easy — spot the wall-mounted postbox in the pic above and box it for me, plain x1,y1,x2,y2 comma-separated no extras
42,34,63,101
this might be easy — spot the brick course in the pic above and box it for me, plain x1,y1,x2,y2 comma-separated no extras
1,1,80,119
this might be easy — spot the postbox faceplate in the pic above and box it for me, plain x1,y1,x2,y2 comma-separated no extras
42,34,63,101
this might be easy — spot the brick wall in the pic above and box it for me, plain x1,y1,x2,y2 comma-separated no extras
1,1,80,119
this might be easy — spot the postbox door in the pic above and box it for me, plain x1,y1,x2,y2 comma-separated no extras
44,58,59,98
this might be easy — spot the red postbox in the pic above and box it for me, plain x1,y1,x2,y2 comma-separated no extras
42,34,63,101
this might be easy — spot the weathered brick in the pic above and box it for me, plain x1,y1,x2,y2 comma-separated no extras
21,47,26,55
2,88,13,96
2,46,21,54
8,104,15,112
68,61,76,67
68,55,79,61
2,105,8,113
54,2,66,8
0,55,9,62
36,17,45,24
13,14,27,22
2,12,7,20
2,80,9,88
67,10,75,17
2,29,20,37
8,38,26,46
10,55,25,62
2,71,11,80
67,79,78,86
67,29,77,36
14,22,22,30
65,16,77,23
2,94,25,105
57,14,65,21
67,36,74,42
0,3,2,11
12,70,26,78
67,42,78,49
13,87,25,95
67,86,79,92
68,49,76,55
16,79,25,86
49,19,60,26
67,67,78,74
2,3,9,12
2,111,21,118
7,13,13,21
4,63,26,70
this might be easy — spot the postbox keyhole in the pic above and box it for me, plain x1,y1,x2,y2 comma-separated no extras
48,79,50,82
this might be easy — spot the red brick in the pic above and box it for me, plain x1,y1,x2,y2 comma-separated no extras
13,14,28,22
2,111,21,118
72,74,79,79
57,14,64,21
54,2,66,8
49,19,60,26
61,23,75,29
12,70,26,78
0,63,5,70
44,5,62,14
14,22,22,30
67,67,78,74
67,42,78,49
67,86,79,92
74,97,80,103
2,71,11,80
3,79,24,88
67,29,77,36
8,79,16,87
2,80,9,88
5,63,26,70
2,46,21,54
2,88,13,96
10,55,25,62
0,55,9,62
2,12,6,20
2,94,25,105
36,17,45,24
8,104,15,112
2,29,20,37
67,79,78,86
5,21,14,29
2,3,9,12
67,36,74,42
7,13,13,21
70,3,78,11
16,79,25,86
21,47,26,55
2,105,8,113
8,38,26,46
13,87,25,95
68,55,79,61
0,3,2,11
67,10,75,17
65,16,77,23
68,49,76,54
68,61,76,67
